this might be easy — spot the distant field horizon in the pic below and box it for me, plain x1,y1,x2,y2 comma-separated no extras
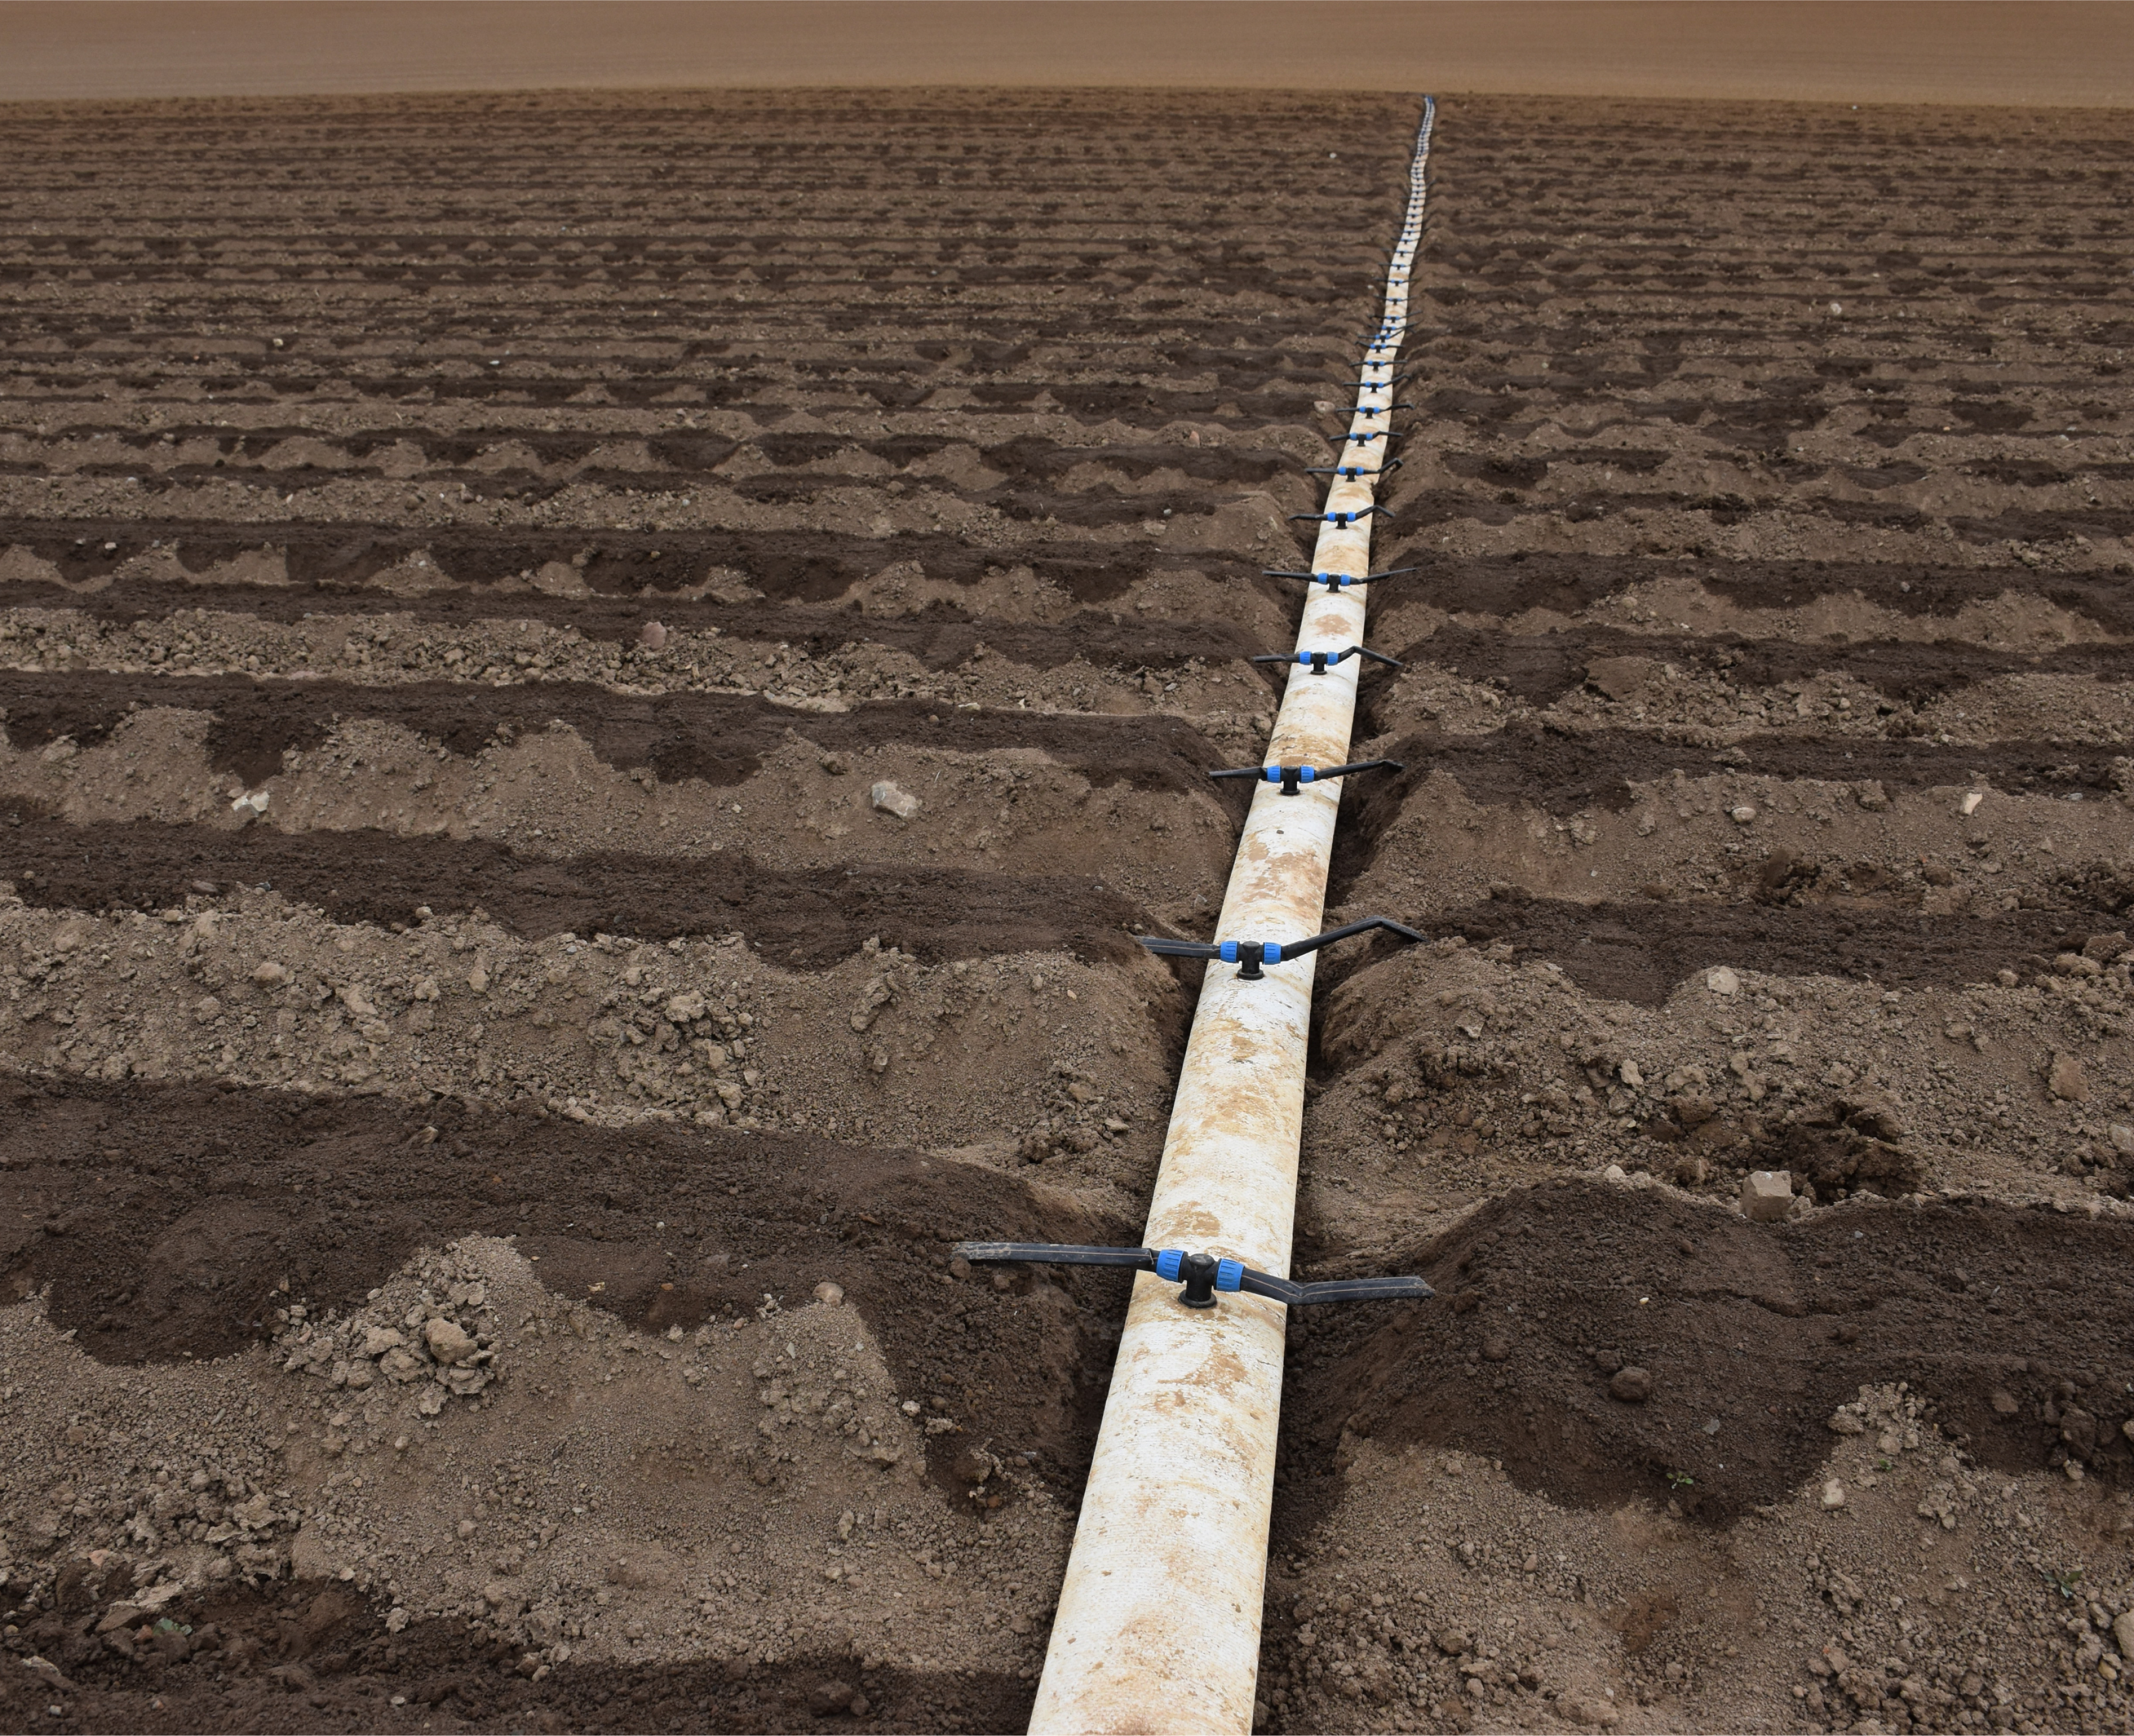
0,0,2129,107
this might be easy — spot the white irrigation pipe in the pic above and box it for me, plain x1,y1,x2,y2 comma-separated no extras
1029,100,1437,1736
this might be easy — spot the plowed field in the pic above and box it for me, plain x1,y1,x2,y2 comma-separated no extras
2,86,2133,1736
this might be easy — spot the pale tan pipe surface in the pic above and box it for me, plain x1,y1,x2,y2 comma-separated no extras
1028,111,1429,1736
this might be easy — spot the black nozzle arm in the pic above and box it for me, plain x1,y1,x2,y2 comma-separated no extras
1248,645,1404,670
1275,913,1427,959
1304,458,1403,478
1129,936,1223,961
1206,757,1404,787
1259,566,1419,589
1238,1271,1437,1306
954,1241,1433,1308
1288,504,1386,525
952,1241,1155,1271
1133,914,1427,975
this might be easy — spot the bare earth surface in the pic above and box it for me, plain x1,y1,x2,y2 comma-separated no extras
3,3,2132,109
2,86,2134,1736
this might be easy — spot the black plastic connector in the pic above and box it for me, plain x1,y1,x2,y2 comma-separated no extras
950,1241,1434,1309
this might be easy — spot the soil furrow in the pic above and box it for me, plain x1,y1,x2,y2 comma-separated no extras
0,517,1277,607
0,811,1147,966
0,670,1238,801
1380,625,2134,712
1390,892,2096,1006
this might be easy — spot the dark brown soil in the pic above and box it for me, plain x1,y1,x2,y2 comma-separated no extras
0,569,1270,676
0,515,1274,610
1278,1180,2134,1535
1409,890,2106,1005
0,1077,1134,1496
1388,623,2134,713
1351,726,2128,824
1365,551,2134,632
0,671,1240,802
0,810,1148,965
0,1579,1032,1735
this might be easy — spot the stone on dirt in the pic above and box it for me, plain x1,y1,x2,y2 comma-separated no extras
2048,1053,2088,1102
1741,1170,1794,1223
870,780,921,820
423,1318,475,1365
1822,1479,1847,1508
1583,657,1653,701
1706,966,1740,996
1609,1366,1653,1403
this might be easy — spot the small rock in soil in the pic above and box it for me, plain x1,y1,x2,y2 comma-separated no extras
1609,1366,1653,1403
423,1318,476,1365
871,780,921,820
2048,1052,2089,1101
1740,1169,1794,1223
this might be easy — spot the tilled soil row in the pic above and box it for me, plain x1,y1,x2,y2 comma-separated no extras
1336,895,2099,1008
0,1078,1144,1733
1282,1178,2134,1527
1374,97,2132,573
4,428,1309,506
0,571,1274,674
1373,551,2134,637
0,1077,1135,1474
0,1598,1035,1736
1378,623,2134,715
0,671,1239,800
0,518,1289,610
0,811,1149,965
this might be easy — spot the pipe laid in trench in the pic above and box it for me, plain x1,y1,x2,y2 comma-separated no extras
1029,99,1437,1736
